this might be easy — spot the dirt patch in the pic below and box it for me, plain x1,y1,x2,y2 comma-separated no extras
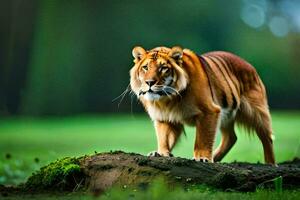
1,151,300,195
81,151,300,192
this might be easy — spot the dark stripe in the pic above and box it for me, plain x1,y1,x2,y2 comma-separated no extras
198,56,216,103
232,95,237,109
207,56,232,89
168,69,177,86
221,93,228,108
213,56,239,109
227,61,242,94
214,56,239,95
214,56,233,83
207,55,235,109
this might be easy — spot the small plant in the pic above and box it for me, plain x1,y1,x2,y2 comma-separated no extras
273,176,283,193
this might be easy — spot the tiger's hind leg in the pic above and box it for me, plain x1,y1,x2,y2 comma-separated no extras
213,121,237,162
255,116,275,165
237,92,276,165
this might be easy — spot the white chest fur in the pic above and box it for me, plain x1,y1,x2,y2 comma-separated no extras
146,101,236,127
146,102,200,124
147,104,183,123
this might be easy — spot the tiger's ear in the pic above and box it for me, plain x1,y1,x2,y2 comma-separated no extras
169,46,183,61
132,46,146,62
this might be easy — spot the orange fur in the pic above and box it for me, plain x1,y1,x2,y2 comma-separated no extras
130,46,276,164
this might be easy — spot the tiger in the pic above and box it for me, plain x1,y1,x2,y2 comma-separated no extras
129,46,276,165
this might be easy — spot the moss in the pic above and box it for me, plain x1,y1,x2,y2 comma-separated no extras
24,157,84,191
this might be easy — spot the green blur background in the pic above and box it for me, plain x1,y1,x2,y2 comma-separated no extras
0,0,300,186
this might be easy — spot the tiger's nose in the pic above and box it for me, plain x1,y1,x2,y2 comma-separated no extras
145,80,156,87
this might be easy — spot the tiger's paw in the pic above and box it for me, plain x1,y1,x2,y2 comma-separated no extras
147,151,161,157
147,151,173,157
193,157,212,163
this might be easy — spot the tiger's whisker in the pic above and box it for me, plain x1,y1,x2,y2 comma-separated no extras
163,86,182,99
162,89,172,99
112,83,131,108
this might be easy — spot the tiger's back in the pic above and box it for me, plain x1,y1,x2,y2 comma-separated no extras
201,51,264,109
200,51,274,163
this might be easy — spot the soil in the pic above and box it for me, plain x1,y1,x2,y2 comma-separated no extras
1,151,300,195
80,151,300,192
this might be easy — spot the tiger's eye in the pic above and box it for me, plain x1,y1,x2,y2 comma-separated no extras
160,66,169,73
142,65,148,71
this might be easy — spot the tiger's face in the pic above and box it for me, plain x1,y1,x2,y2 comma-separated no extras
130,46,189,101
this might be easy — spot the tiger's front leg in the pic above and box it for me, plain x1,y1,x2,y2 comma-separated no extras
148,121,183,157
194,111,220,162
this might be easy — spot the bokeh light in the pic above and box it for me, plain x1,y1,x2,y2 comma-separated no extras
268,16,289,37
241,0,300,37
241,4,265,28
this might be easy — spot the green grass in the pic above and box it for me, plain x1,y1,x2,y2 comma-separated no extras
1,182,300,200
0,112,300,185
101,184,300,200
0,111,299,198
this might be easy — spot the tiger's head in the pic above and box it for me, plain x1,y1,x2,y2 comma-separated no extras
130,46,189,101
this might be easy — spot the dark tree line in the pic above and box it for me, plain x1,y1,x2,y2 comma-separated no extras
0,0,299,116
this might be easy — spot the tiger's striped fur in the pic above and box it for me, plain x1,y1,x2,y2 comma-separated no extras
130,46,275,164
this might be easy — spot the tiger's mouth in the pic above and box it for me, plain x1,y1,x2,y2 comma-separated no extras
139,90,164,101
138,89,167,96
138,87,178,101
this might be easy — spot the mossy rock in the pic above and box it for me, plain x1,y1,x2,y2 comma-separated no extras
20,152,300,193
24,157,85,191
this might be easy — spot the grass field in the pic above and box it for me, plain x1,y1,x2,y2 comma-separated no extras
0,111,300,198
